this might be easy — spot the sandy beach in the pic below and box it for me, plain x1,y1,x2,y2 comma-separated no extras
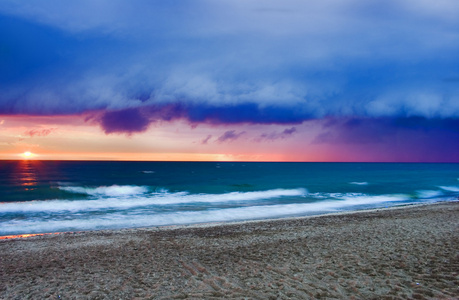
1,202,458,299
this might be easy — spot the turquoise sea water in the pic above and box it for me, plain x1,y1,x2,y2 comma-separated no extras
0,161,458,235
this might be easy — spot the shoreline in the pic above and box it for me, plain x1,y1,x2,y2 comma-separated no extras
1,201,458,299
156,200,457,230
1,200,456,240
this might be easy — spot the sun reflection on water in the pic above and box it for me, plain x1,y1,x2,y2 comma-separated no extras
14,160,39,191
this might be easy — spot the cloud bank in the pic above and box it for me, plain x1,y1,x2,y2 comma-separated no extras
0,0,458,140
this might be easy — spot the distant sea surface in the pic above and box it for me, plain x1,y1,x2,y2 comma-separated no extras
1,161,458,236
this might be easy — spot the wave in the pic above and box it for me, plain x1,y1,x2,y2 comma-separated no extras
0,188,308,214
0,193,412,235
416,190,444,199
59,185,149,197
350,182,368,185
439,186,459,192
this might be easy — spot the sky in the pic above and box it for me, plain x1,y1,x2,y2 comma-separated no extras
0,0,458,162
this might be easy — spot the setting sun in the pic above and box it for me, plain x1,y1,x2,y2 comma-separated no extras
22,151,33,159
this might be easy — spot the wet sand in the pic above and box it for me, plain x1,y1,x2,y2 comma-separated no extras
1,202,458,299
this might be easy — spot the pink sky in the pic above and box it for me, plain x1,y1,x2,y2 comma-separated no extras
0,115,327,161
2,113,458,162
1,114,458,162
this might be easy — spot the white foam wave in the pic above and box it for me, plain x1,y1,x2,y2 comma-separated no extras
0,188,308,214
416,190,443,199
439,186,459,192
59,185,149,197
0,193,411,235
350,182,368,185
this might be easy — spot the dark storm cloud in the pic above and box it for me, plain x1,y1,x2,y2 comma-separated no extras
185,104,308,124
100,108,151,134
100,103,307,134
0,0,459,136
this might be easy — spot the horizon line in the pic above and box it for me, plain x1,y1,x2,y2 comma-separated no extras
1,159,458,164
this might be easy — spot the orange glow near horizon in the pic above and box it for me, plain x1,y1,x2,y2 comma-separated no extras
3,152,293,162
0,114,336,162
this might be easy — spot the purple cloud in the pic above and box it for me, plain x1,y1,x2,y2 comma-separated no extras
313,118,388,144
201,135,212,145
95,103,308,134
217,130,246,143
283,127,297,135
24,128,56,137
258,127,297,141
100,108,151,134
312,117,459,162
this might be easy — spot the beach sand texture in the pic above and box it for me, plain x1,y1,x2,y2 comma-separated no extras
1,202,458,299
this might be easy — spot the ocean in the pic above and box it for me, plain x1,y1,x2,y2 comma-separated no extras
1,161,458,236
